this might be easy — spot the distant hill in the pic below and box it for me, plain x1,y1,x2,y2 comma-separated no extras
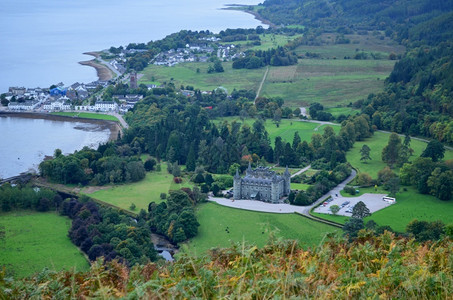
257,0,453,144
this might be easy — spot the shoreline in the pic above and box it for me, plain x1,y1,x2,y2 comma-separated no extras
79,52,113,81
0,111,120,141
223,5,276,28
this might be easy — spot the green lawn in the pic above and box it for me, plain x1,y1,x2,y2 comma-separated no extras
0,211,89,278
51,112,119,122
260,59,395,107
139,62,265,93
311,186,453,232
214,117,340,145
184,202,337,255
325,106,361,118
347,131,453,178
291,183,311,190
83,163,193,212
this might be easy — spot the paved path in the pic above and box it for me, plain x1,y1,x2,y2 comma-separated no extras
209,169,357,218
108,112,129,129
291,165,311,178
255,66,269,102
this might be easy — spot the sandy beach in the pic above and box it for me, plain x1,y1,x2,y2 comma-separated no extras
79,52,113,81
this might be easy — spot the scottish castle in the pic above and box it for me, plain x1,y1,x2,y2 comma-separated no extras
233,164,291,203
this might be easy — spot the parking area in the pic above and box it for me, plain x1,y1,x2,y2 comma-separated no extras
313,193,393,216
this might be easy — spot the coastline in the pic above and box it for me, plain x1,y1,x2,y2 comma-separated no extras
0,111,120,141
79,52,113,81
223,5,275,28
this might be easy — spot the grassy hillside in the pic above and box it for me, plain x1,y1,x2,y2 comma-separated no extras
0,211,89,278
184,202,337,255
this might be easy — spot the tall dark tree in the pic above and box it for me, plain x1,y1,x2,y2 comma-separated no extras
359,144,371,163
351,201,371,219
421,140,445,162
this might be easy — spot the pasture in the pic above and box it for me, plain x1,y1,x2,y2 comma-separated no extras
83,163,192,212
0,211,89,278
260,59,395,107
51,112,119,122
184,202,337,255
294,32,405,60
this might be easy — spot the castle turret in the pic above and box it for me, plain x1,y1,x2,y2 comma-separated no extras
246,161,252,176
284,166,291,195
271,173,279,203
233,169,242,200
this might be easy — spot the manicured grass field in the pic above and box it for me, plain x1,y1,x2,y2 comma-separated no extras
325,106,361,118
215,117,340,145
346,131,453,178
291,183,311,190
51,112,119,122
0,211,89,278
260,59,395,106
184,202,337,255
83,163,193,212
140,62,265,93
311,186,453,232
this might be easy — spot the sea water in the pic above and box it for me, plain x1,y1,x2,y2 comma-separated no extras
0,116,111,179
0,0,263,92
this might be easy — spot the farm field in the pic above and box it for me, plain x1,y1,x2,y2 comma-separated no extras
260,59,395,107
312,186,453,232
218,33,303,51
215,117,340,145
51,112,119,122
0,211,89,278
83,163,193,212
139,61,265,93
185,202,337,255
346,131,453,178
294,33,405,60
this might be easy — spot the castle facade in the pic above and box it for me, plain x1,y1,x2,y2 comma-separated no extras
233,164,291,203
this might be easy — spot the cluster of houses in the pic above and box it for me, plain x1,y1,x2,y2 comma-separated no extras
4,79,144,114
153,43,243,67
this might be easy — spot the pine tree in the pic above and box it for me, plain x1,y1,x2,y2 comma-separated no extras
359,144,372,163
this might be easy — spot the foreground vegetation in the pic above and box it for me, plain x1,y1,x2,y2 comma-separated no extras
0,211,89,278
2,233,451,298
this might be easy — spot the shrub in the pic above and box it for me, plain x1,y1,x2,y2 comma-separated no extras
173,177,182,184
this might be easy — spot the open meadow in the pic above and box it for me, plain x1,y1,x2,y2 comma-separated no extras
0,211,89,278
83,163,192,212
51,112,119,122
346,131,453,179
184,202,337,255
